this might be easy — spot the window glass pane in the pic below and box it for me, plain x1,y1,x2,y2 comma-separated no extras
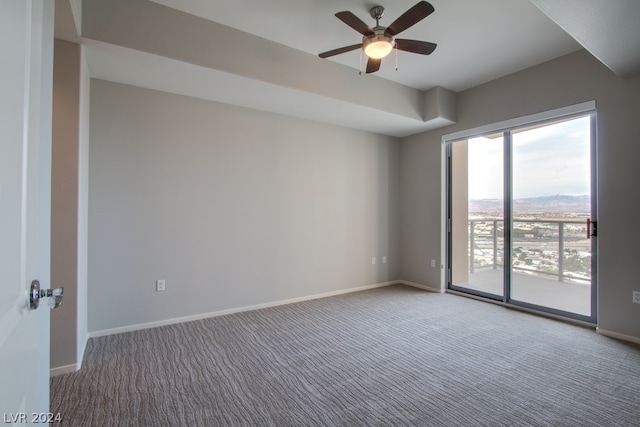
450,135,504,297
510,115,592,316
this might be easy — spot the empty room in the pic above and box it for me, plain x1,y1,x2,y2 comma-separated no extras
2,0,640,425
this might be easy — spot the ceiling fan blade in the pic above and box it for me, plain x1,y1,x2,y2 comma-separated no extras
366,57,381,74
395,39,437,55
335,11,374,36
318,44,362,59
386,1,435,36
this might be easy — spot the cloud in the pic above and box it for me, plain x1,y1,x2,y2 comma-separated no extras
465,116,591,199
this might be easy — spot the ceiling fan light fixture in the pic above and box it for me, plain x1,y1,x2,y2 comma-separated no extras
363,34,395,59
319,2,436,73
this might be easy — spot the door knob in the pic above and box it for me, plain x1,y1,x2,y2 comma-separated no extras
29,279,64,310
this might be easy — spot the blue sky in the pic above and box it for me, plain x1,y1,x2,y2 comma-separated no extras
467,116,591,199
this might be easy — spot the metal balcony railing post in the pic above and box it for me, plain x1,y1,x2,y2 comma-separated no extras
558,221,564,282
467,218,585,282
492,219,498,269
469,220,475,274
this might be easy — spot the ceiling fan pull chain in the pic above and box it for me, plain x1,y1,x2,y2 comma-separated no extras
395,44,399,71
359,49,364,75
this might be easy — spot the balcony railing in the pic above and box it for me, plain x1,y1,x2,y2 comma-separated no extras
468,218,591,284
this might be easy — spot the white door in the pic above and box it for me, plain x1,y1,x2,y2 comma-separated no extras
0,0,54,421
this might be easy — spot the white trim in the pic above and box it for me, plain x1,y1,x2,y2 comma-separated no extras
88,281,396,338
49,363,77,377
398,280,444,293
69,0,82,36
441,100,596,143
596,328,640,345
77,333,88,368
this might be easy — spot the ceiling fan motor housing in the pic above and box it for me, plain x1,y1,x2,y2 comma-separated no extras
363,6,394,59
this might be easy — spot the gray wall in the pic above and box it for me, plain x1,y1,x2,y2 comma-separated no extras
51,39,79,369
400,50,640,340
88,80,400,332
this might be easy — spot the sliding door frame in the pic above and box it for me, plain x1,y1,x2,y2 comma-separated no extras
504,130,513,304
443,101,597,325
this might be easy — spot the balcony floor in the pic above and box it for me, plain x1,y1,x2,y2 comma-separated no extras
455,268,592,317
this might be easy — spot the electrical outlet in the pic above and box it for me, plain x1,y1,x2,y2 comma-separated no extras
382,256,387,264
372,256,376,265
431,259,436,268
633,291,640,304
156,279,166,292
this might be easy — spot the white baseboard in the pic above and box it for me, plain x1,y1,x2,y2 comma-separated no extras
596,328,640,345
397,280,444,294
88,281,397,339
50,363,78,377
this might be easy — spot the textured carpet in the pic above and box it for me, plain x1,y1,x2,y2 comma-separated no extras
51,285,640,426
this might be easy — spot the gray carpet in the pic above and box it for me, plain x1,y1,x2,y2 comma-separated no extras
51,285,640,426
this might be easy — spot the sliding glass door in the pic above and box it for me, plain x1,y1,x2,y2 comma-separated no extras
447,107,597,323
450,133,505,299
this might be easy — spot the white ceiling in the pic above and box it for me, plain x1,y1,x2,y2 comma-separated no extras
148,0,580,92
530,0,640,78
55,0,639,137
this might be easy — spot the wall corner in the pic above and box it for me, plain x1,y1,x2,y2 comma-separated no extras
422,86,457,127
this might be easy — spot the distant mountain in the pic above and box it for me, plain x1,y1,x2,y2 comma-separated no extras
470,195,590,214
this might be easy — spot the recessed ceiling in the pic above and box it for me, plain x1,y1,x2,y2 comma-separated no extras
55,0,637,137
530,0,640,78
148,0,581,92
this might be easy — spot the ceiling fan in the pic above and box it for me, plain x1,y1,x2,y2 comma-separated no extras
318,1,437,74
